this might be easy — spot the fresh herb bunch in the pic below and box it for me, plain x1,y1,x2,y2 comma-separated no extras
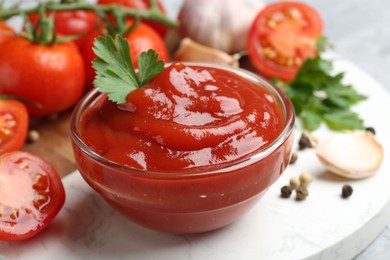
275,36,367,132
92,34,164,104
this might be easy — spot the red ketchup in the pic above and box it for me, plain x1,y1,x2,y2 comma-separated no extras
75,63,293,233
80,63,284,171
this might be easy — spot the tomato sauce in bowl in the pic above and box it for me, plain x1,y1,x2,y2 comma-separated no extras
70,63,294,234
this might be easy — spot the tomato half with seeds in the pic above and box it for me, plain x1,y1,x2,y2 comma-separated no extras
247,2,323,82
0,99,28,155
0,151,65,241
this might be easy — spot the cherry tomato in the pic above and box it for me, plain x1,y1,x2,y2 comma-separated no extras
247,2,323,82
82,21,169,88
97,0,169,37
0,99,28,155
0,151,65,241
0,36,85,118
28,10,96,50
0,21,15,46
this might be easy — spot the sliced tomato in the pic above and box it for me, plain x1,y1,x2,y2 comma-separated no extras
0,151,65,241
0,99,28,154
247,2,323,82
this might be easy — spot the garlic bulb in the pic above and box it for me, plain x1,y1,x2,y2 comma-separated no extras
174,38,239,67
315,132,384,179
178,0,265,54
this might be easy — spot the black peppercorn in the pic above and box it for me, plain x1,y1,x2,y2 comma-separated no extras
342,184,353,198
365,127,376,135
281,185,292,198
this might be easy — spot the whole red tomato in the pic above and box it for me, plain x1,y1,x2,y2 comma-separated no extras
0,151,65,241
0,36,85,117
0,21,15,45
97,0,168,37
82,21,169,88
0,99,28,154
28,10,96,50
247,2,323,82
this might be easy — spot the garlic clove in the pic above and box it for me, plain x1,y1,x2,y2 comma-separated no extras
315,132,384,179
174,38,239,67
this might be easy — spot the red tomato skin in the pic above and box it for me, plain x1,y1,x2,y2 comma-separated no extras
28,11,96,50
247,1,323,82
0,151,65,241
0,37,85,117
82,21,169,88
0,21,15,46
97,0,169,37
0,100,28,154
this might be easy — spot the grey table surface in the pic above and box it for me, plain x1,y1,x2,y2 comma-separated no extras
2,0,389,259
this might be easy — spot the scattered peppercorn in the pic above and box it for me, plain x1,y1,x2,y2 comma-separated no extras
281,185,292,198
299,172,313,186
298,131,318,150
365,127,376,135
296,185,309,201
341,184,353,198
27,129,40,143
289,176,300,190
289,152,298,164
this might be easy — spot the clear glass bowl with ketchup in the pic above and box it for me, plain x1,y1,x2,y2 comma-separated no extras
70,62,295,234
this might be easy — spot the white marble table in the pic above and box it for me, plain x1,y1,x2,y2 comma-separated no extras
304,1,390,258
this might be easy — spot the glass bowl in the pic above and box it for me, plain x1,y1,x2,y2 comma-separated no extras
70,63,295,234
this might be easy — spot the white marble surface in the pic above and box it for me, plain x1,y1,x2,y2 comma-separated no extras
0,57,389,260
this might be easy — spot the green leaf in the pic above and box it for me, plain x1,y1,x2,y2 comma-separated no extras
137,49,165,86
92,34,164,104
281,36,367,132
323,110,365,131
301,110,323,131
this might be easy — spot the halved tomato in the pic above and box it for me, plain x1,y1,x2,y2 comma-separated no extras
0,151,65,241
247,2,323,82
0,99,28,155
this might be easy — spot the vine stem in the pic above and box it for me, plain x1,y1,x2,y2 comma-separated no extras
0,1,177,27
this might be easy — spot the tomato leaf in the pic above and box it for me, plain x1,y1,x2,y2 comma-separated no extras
92,34,164,104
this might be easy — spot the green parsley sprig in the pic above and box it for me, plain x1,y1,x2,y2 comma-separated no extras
92,34,164,104
275,37,367,132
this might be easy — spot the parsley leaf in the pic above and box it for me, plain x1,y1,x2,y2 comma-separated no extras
275,37,367,132
92,34,164,104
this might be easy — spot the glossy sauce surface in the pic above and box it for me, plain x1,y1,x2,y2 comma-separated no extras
79,63,284,172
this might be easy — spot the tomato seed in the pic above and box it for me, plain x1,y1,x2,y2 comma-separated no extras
33,194,49,210
10,209,19,220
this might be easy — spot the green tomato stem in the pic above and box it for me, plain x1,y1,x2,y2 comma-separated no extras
0,1,176,28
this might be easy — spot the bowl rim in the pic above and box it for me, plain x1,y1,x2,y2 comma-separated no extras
70,62,295,177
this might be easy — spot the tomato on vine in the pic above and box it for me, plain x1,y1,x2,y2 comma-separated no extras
28,10,96,50
0,98,28,154
0,21,15,45
97,0,169,37
0,151,65,241
0,14,86,118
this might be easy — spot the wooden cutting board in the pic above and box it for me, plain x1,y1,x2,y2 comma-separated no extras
23,110,77,178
